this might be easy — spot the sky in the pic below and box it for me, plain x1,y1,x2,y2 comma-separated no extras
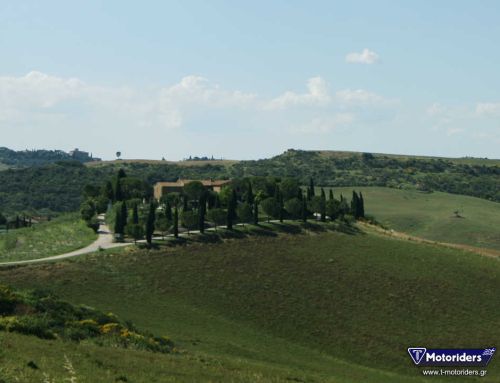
1,1,499,160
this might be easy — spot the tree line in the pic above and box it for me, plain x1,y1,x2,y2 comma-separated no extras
80,171,366,246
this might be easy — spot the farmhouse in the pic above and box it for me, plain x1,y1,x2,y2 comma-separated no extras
154,179,231,200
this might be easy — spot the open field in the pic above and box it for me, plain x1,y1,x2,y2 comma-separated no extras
328,187,500,251
0,214,97,262
1,228,499,382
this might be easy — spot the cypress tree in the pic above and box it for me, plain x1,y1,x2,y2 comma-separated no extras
359,192,365,218
164,200,172,221
253,201,259,225
278,189,284,223
114,177,123,202
351,191,359,218
227,189,236,230
132,202,139,224
173,206,179,238
114,207,123,237
320,188,326,222
198,193,206,233
247,182,254,204
145,202,156,245
308,177,315,200
329,189,334,200
301,198,307,222
297,189,303,201
117,169,127,178
120,201,128,228
182,194,188,211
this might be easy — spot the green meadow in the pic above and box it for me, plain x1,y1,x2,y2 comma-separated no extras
1,226,498,382
0,214,96,262
329,187,500,250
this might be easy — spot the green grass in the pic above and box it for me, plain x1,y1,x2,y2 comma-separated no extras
0,214,97,262
1,227,499,382
327,187,500,250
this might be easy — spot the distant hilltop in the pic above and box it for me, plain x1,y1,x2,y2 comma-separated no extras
0,147,101,168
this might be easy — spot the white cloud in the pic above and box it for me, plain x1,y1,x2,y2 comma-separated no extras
159,75,256,109
335,89,391,105
345,49,379,64
0,71,401,159
265,77,331,110
265,77,392,111
476,102,500,116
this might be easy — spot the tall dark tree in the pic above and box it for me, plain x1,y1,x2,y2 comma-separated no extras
359,192,365,218
227,189,237,230
173,206,179,238
297,189,303,201
114,207,124,238
320,188,326,222
182,194,189,211
164,200,172,221
301,197,308,223
253,201,259,225
117,168,127,178
329,189,334,200
132,203,139,224
145,202,156,245
198,193,207,233
114,177,124,202
308,177,315,200
278,189,284,223
246,182,255,204
351,191,360,219
120,200,128,227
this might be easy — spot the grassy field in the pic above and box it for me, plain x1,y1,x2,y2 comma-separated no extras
0,214,97,262
327,187,500,250
1,226,499,382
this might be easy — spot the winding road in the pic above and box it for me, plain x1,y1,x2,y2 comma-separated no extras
0,222,131,266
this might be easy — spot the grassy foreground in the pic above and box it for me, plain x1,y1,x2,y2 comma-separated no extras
0,225,499,382
0,214,97,262
330,187,500,250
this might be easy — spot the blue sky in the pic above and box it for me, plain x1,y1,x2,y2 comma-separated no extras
1,1,499,160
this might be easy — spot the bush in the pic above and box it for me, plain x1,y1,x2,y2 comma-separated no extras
0,285,17,315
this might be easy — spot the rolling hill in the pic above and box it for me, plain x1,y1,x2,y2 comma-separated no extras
1,227,498,382
330,187,500,251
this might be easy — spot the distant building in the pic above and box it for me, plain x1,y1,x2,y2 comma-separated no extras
69,148,101,162
154,179,231,200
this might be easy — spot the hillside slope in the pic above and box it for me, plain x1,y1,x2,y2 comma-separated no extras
331,187,500,250
1,229,499,382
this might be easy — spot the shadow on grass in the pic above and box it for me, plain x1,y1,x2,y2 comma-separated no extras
193,232,224,244
336,222,363,235
302,221,327,233
245,225,278,237
269,222,302,235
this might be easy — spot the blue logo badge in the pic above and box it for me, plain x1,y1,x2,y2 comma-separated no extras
407,347,496,367
408,347,427,365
